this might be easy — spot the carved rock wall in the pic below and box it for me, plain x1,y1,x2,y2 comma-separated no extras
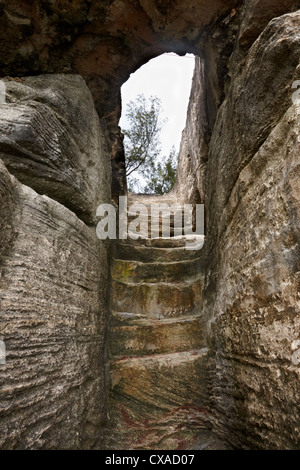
0,75,111,223
0,77,111,449
176,4,300,449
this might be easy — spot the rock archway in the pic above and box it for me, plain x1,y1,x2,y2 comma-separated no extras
0,0,240,194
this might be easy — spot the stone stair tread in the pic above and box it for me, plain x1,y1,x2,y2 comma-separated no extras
112,277,202,318
127,192,177,203
113,257,200,267
123,234,203,240
112,347,208,365
111,345,209,414
110,312,206,358
117,235,205,250
127,209,184,216
112,311,202,324
112,257,203,283
116,243,203,263
112,276,203,287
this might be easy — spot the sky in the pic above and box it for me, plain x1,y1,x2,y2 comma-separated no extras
119,53,195,159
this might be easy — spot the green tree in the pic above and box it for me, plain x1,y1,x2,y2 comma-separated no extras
123,94,163,178
122,94,177,194
144,146,177,195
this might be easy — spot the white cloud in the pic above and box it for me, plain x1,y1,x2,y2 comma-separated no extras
120,53,195,158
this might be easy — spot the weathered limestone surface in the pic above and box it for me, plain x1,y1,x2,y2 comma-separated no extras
174,57,208,204
175,7,300,449
0,75,111,449
206,100,300,449
236,0,300,53
0,75,111,223
0,161,110,449
0,0,240,114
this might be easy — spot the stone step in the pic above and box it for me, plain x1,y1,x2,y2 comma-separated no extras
126,213,186,226
127,226,192,239
127,214,185,221
125,198,193,229
127,205,184,215
110,312,206,358
112,278,202,318
117,235,205,250
107,348,209,450
126,213,192,234
127,193,178,206
112,257,203,283
115,242,203,263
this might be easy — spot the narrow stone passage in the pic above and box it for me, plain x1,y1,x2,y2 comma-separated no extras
107,193,211,450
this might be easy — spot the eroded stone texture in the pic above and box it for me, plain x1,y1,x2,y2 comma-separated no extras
206,11,300,222
175,8,300,449
0,0,241,194
108,349,209,450
236,0,300,54
0,75,111,223
172,3,300,450
175,57,209,204
0,72,111,450
205,101,300,450
0,161,109,449
0,0,241,111
0,158,16,263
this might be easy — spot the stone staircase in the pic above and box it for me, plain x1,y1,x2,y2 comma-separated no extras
107,194,209,450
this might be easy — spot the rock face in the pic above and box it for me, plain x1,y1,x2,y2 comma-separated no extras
174,57,209,204
0,75,111,224
175,6,300,450
0,79,111,449
206,95,300,448
0,0,299,451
